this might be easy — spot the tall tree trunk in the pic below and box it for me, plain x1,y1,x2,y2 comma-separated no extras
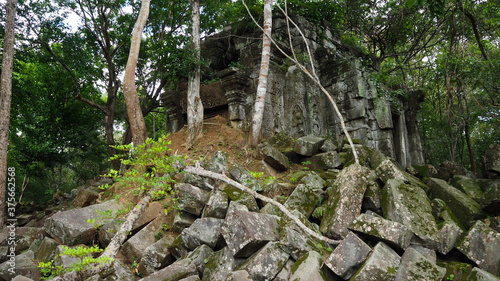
249,0,273,148
123,0,150,146
0,0,17,229
185,0,204,147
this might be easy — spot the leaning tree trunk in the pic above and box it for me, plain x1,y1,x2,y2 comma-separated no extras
122,0,150,146
248,0,273,148
185,0,204,147
0,0,18,229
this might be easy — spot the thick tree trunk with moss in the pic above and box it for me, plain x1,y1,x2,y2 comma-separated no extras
0,0,17,229
186,0,204,147
249,0,273,148
123,0,150,146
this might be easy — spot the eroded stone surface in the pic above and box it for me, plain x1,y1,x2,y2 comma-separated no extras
221,210,280,257
382,179,441,249
139,258,197,281
44,200,122,245
294,135,326,156
350,242,401,281
395,247,445,281
176,183,210,216
181,217,224,250
237,241,289,281
324,232,372,280
202,189,229,219
457,221,500,276
202,247,245,281
320,163,371,239
348,213,413,250
289,251,331,281
426,177,485,228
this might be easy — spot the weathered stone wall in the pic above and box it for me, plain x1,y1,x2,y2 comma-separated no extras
163,14,425,166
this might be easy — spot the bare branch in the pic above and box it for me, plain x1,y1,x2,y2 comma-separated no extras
183,165,341,246
242,1,360,164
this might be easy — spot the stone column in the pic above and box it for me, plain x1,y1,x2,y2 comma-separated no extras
218,67,250,129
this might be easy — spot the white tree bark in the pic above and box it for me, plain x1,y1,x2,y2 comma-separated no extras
123,0,150,146
0,0,18,229
243,1,360,164
186,0,204,147
248,0,273,148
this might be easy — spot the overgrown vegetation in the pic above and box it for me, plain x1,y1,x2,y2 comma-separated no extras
103,136,183,210
38,245,112,280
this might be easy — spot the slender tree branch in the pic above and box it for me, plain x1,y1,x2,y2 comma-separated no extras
183,165,341,245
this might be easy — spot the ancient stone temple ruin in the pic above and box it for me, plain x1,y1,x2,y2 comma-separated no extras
163,14,425,167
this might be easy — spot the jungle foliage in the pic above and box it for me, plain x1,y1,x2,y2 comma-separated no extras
1,0,498,203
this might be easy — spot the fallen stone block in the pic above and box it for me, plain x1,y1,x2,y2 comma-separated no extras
279,211,331,260
202,247,245,281
467,267,500,281
16,227,43,254
138,232,176,275
320,163,371,239
168,234,190,259
225,270,252,281
408,244,437,263
139,258,198,281
363,180,382,213
176,183,210,216
273,259,293,281
375,159,407,183
73,188,99,208
319,138,338,152
310,151,342,170
172,211,197,232
258,143,290,171
324,232,372,280
121,215,168,262
221,210,280,257
438,221,464,255
425,177,485,228
237,241,289,281
0,250,40,281
99,201,164,247
100,259,136,281
450,175,484,202
223,185,259,212
183,244,214,275
350,242,401,281
294,135,326,156
229,165,262,191
284,183,323,218
395,247,446,281
288,251,333,281
202,190,229,219
457,221,500,276
348,213,413,250
44,200,123,245
382,179,441,249
479,179,500,215
182,217,224,250
34,237,58,263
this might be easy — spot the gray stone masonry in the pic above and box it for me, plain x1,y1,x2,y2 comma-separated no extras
221,210,280,258
350,242,401,281
324,231,372,280
348,213,414,250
